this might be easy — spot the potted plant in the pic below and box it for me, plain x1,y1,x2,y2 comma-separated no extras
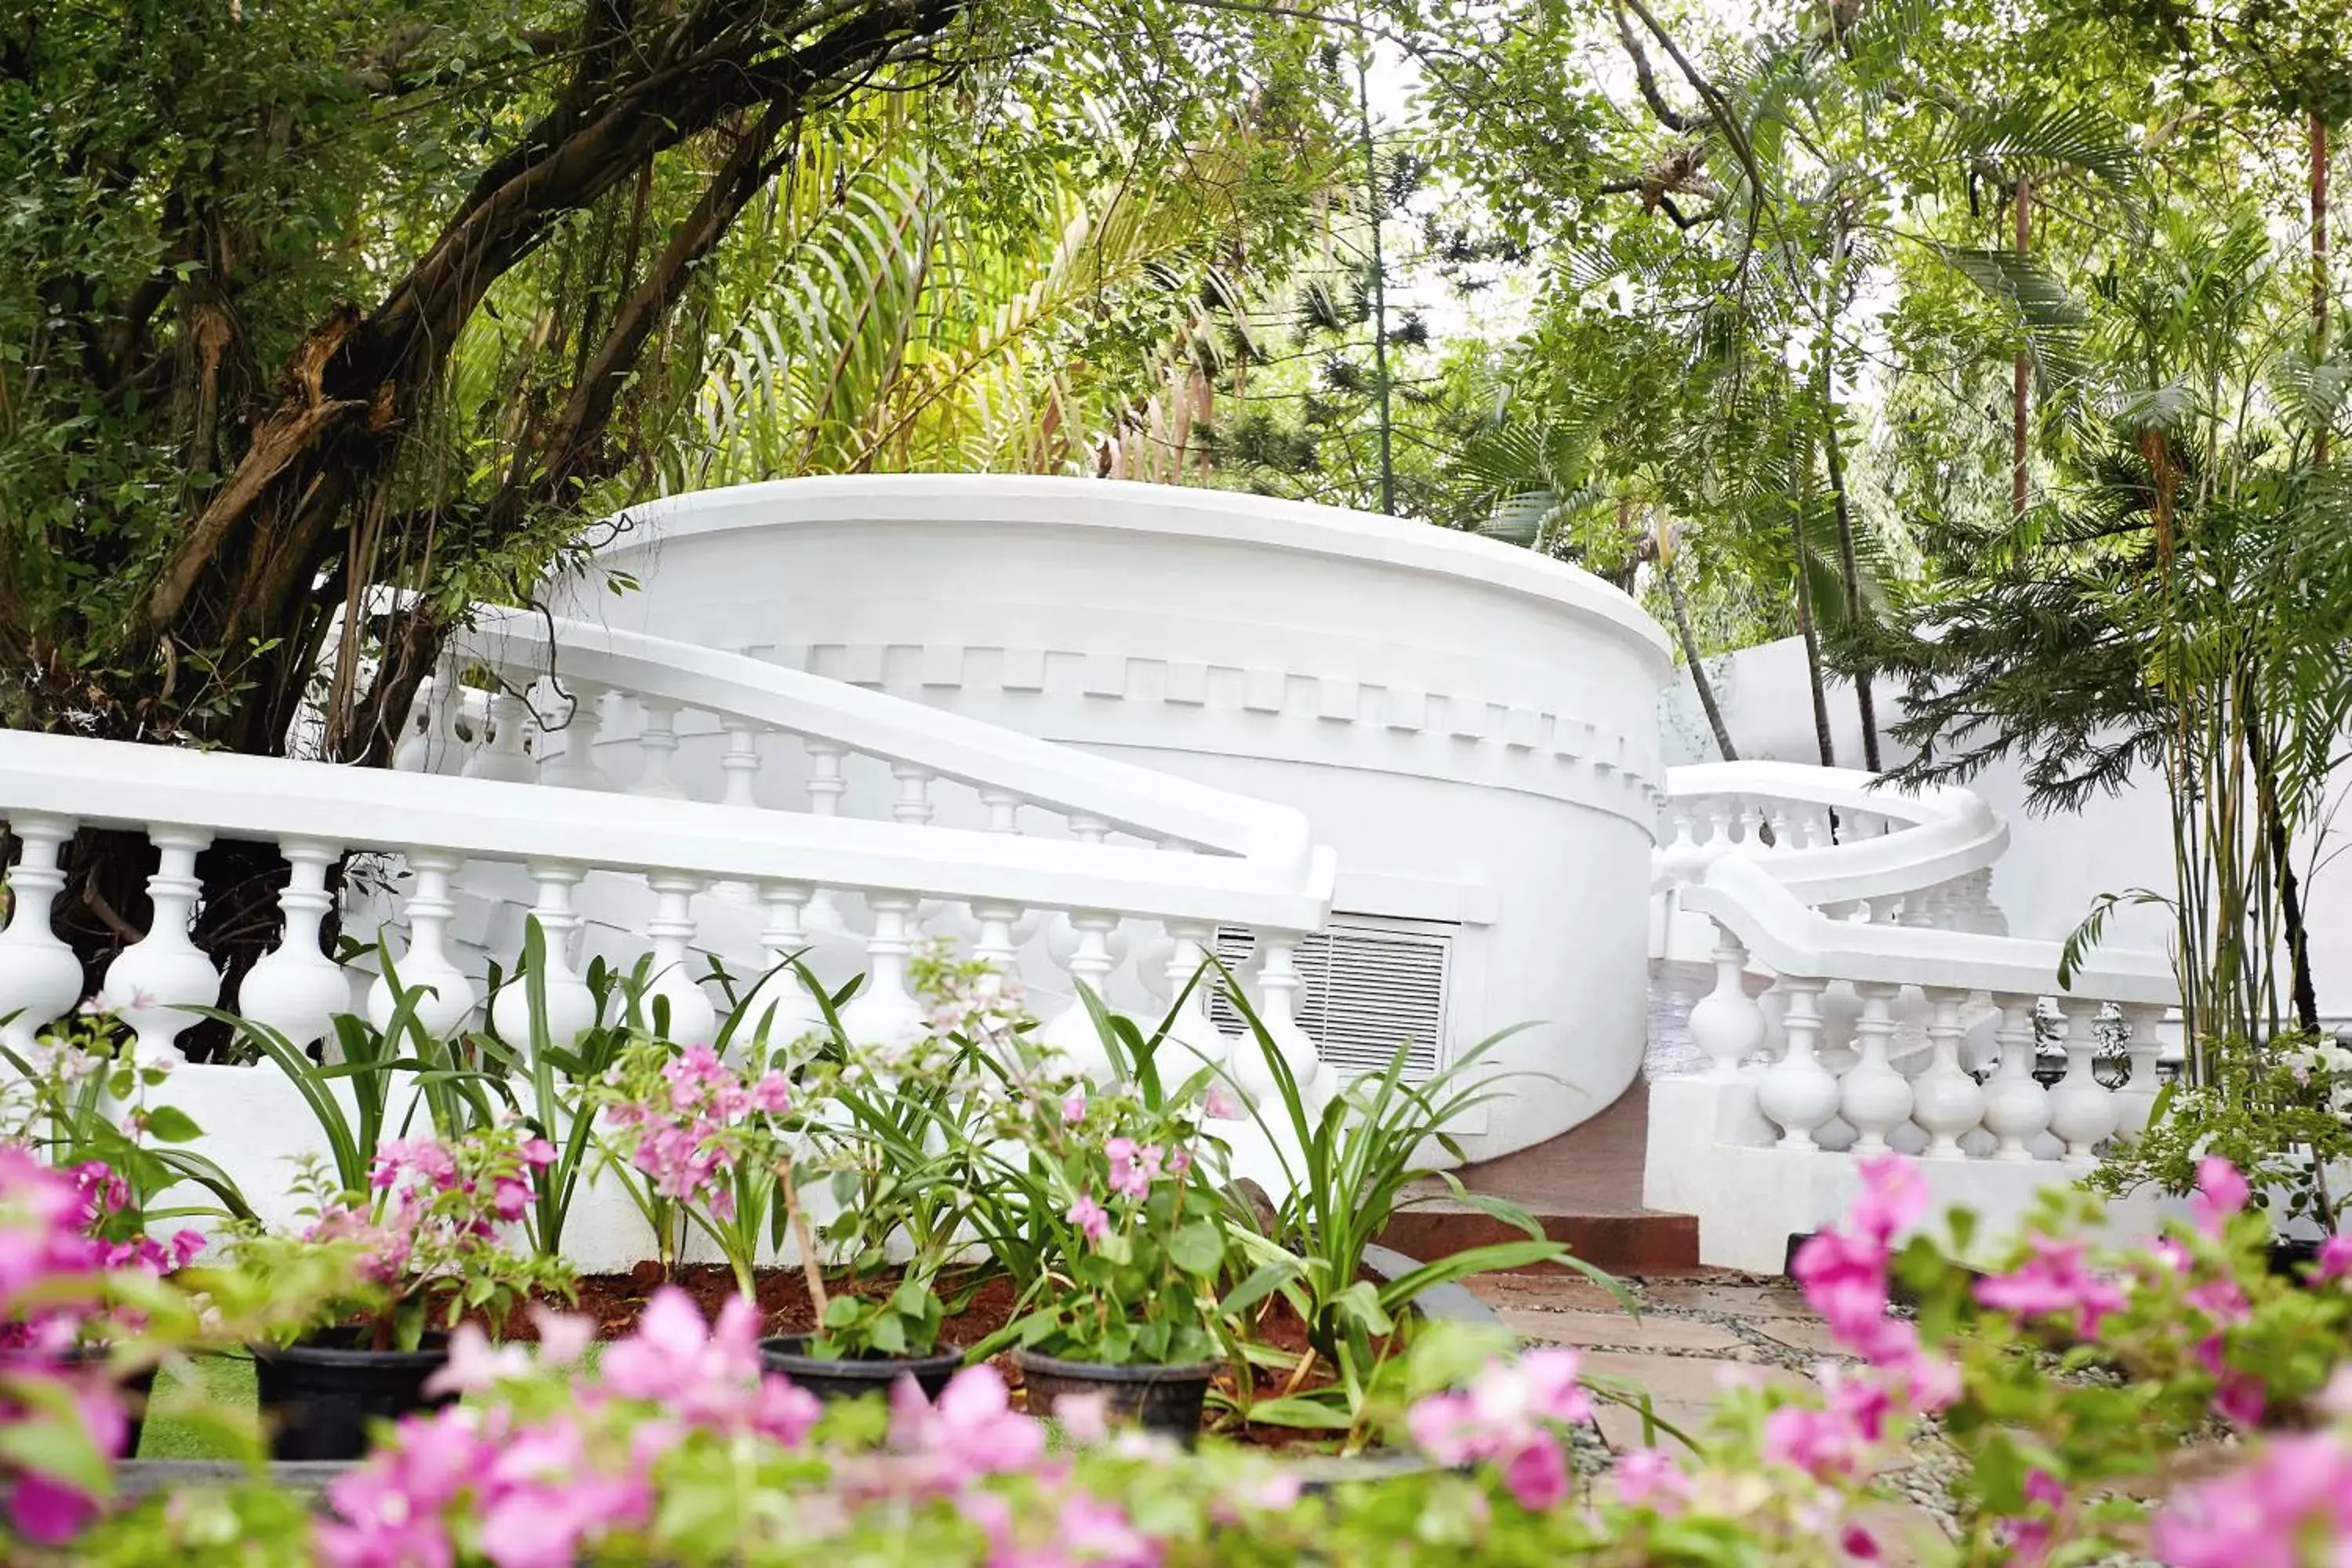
760,1007,993,1401
2092,1032,2352,1281
964,1026,1229,1441
232,1123,573,1459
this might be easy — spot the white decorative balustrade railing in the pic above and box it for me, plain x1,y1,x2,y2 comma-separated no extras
1651,761,2012,963
0,708,1334,1103
1646,801,2182,1270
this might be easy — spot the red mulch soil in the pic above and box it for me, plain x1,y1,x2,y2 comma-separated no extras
507,1265,1381,1451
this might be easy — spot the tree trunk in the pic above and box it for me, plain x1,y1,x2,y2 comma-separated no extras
2315,112,2330,466
2013,177,2031,514
1818,388,1879,771
1792,434,1838,769
1664,548,1737,761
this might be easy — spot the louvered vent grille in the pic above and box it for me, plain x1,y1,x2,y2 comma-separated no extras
1205,916,1453,1083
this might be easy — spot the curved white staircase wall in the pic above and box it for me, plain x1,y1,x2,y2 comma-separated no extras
543,476,1676,1159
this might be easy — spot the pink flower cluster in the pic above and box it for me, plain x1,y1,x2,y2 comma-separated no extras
320,1403,652,1568
2153,1429,2352,1568
1406,1347,1591,1510
603,1044,790,1220
309,1132,554,1287
71,1161,201,1276
321,1287,820,1568
887,1363,1047,1493
0,1147,129,1544
1105,1138,1184,1200
1972,1234,2129,1338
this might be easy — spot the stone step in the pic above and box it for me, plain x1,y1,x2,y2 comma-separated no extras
1382,1080,1701,1277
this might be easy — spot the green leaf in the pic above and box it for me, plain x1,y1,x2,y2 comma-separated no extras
1218,1261,1298,1317
1233,1394,1353,1430
1332,1279,1395,1335
1167,1220,1224,1278
823,1294,863,1329
139,1104,204,1144
869,1312,907,1356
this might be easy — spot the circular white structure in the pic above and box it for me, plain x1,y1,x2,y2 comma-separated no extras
552,476,1672,1160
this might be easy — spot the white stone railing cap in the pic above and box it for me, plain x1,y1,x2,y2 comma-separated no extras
1661,762,2009,906
1685,855,2175,1006
0,731,1335,931
460,608,1319,870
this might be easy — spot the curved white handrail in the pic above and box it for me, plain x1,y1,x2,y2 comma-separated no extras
457,608,1318,871
1685,857,2172,1005
0,731,1334,931
583,474,1675,670
1658,762,2009,909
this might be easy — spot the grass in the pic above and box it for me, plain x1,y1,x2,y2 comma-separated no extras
137,1352,257,1460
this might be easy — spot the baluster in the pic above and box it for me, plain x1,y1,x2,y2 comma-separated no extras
240,838,349,1052
1838,982,1911,1152
2111,1004,2169,1142
1230,928,1324,1112
1766,802,1795,851
1702,797,1734,852
0,814,85,1056
1734,797,1764,846
488,863,596,1054
99,827,220,1065
1161,917,1230,1069
982,789,1023,835
367,851,476,1038
1033,910,1118,1080
463,690,538,782
630,699,687,800
891,764,935,826
641,873,717,1047
1658,802,1700,884
535,682,613,791
719,720,765,808
837,892,926,1053
971,900,1025,970
741,881,827,1055
1686,930,1765,1078
800,742,851,938
2045,1000,2118,1165
1910,986,1984,1159
391,684,435,773
1800,808,1832,849
1756,975,1838,1149
1981,993,2053,1161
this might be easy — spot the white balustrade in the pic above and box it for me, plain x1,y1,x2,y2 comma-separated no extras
2111,1004,2170,1142
740,880,828,1054
488,864,597,1052
463,691,537,783
103,826,220,1065
834,892,928,1053
1038,909,1120,1079
641,873,717,1047
630,699,687,800
1839,982,1911,1152
535,682,614,791
367,850,476,1037
1686,933,1765,1078
2044,1002,2119,1165
1910,987,1984,1159
1755,976,1838,1149
239,838,348,1051
0,814,82,1057
1982,993,2053,1162
1229,928,1324,1112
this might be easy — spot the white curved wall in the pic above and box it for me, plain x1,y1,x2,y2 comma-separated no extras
546,476,1675,1159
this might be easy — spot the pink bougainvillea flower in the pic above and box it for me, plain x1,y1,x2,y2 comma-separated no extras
1200,1083,1242,1122
1066,1192,1111,1246
888,1363,1047,1490
2311,1234,2352,1284
1973,1235,2131,1338
529,1305,594,1367
426,1322,534,1396
1613,1446,1691,1512
2190,1158,2250,1237
1062,1090,1088,1125
1837,1523,1883,1562
1406,1352,1584,1512
1501,1434,1570,1511
2151,1429,2352,1568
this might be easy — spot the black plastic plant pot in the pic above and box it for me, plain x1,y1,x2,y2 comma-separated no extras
252,1330,452,1461
758,1336,965,1403
1013,1349,1220,1446
0,1346,157,1460
2268,1237,2325,1284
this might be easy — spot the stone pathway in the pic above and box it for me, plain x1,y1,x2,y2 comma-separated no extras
1467,1271,1960,1562
1473,1269,2168,1567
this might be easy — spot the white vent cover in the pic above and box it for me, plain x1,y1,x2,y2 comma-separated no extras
1206,915,1454,1083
